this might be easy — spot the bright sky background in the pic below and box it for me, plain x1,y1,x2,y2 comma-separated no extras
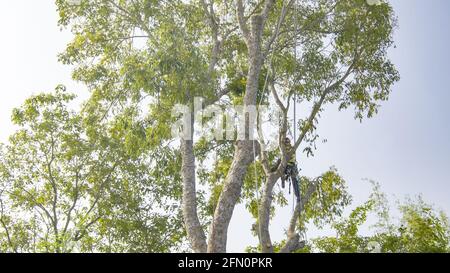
0,1,449,252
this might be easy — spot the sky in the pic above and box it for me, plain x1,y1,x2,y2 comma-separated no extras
0,1,449,252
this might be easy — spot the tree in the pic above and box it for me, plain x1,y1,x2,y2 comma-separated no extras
312,184,450,253
0,86,184,252
54,0,399,253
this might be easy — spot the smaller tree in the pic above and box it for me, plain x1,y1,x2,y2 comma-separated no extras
312,184,450,253
0,86,184,252
378,197,450,253
313,200,375,253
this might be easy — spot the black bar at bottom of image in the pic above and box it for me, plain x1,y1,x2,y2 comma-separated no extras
0,253,446,272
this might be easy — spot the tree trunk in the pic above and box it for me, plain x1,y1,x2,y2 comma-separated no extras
181,138,208,253
207,141,255,252
207,16,265,252
258,173,280,253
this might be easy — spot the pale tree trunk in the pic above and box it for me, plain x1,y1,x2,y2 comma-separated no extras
257,82,290,253
207,142,255,252
207,7,271,252
258,173,280,253
181,124,208,252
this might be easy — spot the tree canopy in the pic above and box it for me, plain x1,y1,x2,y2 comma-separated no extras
0,0,448,253
0,86,184,252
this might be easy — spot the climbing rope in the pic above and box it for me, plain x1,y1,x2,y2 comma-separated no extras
292,0,299,213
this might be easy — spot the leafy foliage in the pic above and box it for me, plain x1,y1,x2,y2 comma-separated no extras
3,0,438,254
0,87,184,252
312,185,450,253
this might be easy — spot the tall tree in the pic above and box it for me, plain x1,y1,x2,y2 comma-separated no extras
56,0,399,252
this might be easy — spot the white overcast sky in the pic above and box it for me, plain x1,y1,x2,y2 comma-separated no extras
0,1,449,252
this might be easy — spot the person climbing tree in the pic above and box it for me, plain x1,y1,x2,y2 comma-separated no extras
281,137,301,203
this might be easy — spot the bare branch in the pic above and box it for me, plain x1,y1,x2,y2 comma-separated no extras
263,0,295,56
261,0,276,23
201,0,221,75
46,133,59,238
236,0,251,44
270,82,287,113
63,167,82,235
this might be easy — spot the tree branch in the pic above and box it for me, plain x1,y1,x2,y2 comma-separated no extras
263,0,295,56
0,196,17,253
236,0,251,44
280,180,318,253
289,58,358,161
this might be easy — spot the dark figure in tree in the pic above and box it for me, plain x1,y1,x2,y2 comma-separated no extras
281,137,301,203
